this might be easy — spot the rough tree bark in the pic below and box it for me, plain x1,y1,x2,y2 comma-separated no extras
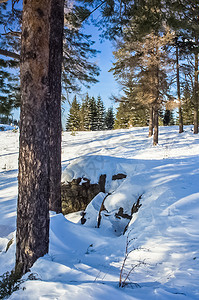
153,60,160,146
16,0,51,275
153,106,158,145
176,44,183,133
148,105,154,137
48,0,64,213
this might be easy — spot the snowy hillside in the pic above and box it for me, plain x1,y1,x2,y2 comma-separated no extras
0,126,199,299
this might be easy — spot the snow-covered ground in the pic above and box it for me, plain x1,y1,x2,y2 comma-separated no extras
0,126,199,299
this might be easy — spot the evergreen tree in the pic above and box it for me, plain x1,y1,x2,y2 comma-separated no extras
114,98,149,129
92,0,165,42
111,25,173,144
181,83,194,125
0,2,100,108
59,1,100,96
87,96,98,131
66,96,81,131
0,2,21,118
16,0,52,275
80,93,90,130
0,57,20,118
62,25,100,95
129,105,149,127
105,107,115,130
176,40,183,133
79,94,107,131
114,102,131,129
96,95,105,130
48,0,64,213
163,110,175,126
0,0,64,215
168,0,199,133
114,80,149,128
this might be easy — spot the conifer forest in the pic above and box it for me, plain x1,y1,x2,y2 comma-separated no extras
66,95,115,131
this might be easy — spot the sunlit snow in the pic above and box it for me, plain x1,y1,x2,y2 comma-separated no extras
0,125,199,299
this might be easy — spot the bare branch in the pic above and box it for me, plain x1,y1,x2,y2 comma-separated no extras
81,0,106,23
12,0,20,10
1,30,21,37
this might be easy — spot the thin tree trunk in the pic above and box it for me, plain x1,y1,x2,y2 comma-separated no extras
193,48,198,134
153,52,159,146
153,107,158,145
48,0,64,213
148,105,153,137
176,44,183,133
16,0,51,275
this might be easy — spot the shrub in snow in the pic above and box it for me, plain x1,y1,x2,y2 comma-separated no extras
0,271,23,298
0,271,40,299
119,231,145,288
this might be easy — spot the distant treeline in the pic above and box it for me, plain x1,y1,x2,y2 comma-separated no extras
66,94,114,131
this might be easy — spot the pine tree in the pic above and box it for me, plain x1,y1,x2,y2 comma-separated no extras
96,95,105,130
111,25,173,144
87,96,98,131
16,0,52,275
163,110,175,126
114,102,131,129
61,2,100,96
79,94,107,131
105,107,115,130
48,0,64,213
0,57,20,118
175,41,183,133
62,28,100,95
0,2,100,108
0,2,21,118
93,0,165,42
114,79,149,128
181,83,194,125
80,93,90,130
66,96,81,131
168,0,199,133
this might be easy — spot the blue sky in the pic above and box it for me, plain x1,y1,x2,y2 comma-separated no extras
63,18,121,117
78,24,120,103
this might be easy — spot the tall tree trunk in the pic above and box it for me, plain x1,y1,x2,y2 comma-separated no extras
193,47,198,134
176,44,183,133
16,0,51,275
153,107,158,145
48,0,64,213
148,105,154,137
